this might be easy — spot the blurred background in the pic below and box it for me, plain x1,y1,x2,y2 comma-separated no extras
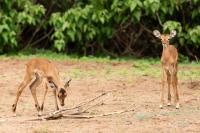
0,0,199,61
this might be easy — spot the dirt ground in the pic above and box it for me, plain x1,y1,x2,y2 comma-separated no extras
0,58,200,133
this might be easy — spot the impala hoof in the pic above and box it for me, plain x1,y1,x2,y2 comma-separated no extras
49,112,53,116
176,103,180,109
167,103,171,106
12,104,16,113
13,113,17,117
38,111,42,117
53,110,59,115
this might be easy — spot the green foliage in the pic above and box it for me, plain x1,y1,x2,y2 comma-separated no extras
143,0,160,15
163,21,182,33
17,1,45,25
0,12,17,52
49,0,144,51
188,26,200,47
47,0,200,57
49,4,114,51
0,0,45,53
0,0,200,59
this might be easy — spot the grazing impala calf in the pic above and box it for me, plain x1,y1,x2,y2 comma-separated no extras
12,58,71,116
153,30,180,109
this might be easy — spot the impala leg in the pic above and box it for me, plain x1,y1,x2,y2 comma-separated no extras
160,68,165,109
53,89,59,111
29,74,42,116
173,73,179,109
12,74,32,114
40,83,48,112
175,77,180,109
166,71,171,106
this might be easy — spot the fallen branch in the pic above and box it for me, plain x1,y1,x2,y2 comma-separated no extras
23,88,128,121
41,101,103,120
26,104,134,121
43,91,108,116
21,92,107,121
62,108,134,119
45,88,121,116
69,101,103,115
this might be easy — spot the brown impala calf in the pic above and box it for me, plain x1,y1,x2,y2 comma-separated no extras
153,30,180,109
12,58,71,116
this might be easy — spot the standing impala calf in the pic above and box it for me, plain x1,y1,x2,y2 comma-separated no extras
12,58,71,116
153,30,180,109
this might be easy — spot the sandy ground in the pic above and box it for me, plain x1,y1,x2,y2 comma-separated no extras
0,59,200,133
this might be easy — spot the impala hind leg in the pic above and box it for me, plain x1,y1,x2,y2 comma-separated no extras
12,74,32,114
172,73,179,109
166,71,171,106
29,73,42,116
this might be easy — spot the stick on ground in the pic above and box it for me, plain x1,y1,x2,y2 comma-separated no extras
43,91,108,116
62,108,134,119
23,89,133,121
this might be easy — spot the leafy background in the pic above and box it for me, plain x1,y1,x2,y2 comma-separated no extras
0,0,200,60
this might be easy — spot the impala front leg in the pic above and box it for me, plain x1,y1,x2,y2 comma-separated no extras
40,83,48,112
166,71,171,106
53,89,59,111
160,67,165,109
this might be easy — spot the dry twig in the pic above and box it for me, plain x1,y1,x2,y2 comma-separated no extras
43,91,108,116
23,88,131,121
62,108,134,119
26,104,134,121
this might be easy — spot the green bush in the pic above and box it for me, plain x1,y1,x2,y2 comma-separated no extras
0,0,200,59
0,0,45,53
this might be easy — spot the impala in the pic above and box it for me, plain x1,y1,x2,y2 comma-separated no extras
12,58,71,116
153,30,180,109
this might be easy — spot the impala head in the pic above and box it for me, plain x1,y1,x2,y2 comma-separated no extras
153,30,176,47
57,79,72,106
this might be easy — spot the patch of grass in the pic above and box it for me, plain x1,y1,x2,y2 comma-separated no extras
134,107,200,122
67,68,97,79
179,69,200,81
0,49,161,63
177,120,190,128
135,112,154,121
0,49,199,80
0,49,115,62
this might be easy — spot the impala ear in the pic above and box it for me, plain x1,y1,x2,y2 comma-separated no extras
153,30,161,38
169,30,176,38
64,79,72,89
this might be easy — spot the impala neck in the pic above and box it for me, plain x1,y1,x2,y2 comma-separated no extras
54,79,63,90
162,42,169,49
